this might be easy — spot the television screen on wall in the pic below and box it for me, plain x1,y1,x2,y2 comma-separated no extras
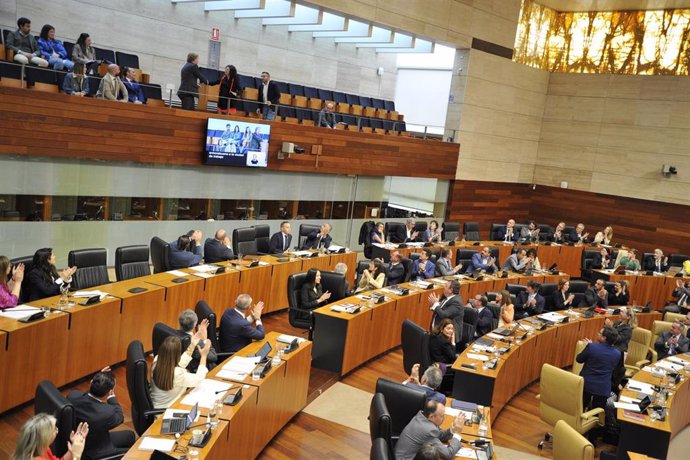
204,118,270,167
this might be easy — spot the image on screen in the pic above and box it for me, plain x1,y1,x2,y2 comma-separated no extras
204,118,270,167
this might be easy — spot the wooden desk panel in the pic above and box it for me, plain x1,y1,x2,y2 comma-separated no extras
329,252,357,286
0,312,70,413
370,298,400,356
196,267,241,317
394,287,435,332
237,264,272,312
266,258,303,313
301,253,331,272
145,273,206,325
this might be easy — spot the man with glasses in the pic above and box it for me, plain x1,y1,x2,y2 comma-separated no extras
394,399,465,460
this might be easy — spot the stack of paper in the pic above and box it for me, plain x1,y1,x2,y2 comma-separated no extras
189,264,220,273
138,437,176,452
215,356,261,380
291,251,312,257
180,379,233,408
466,353,490,362
627,380,655,396
537,312,567,323
166,270,188,277
328,244,345,252
613,401,642,412
0,305,43,321
73,290,108,299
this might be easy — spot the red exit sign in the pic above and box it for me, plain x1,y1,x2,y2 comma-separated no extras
211,28,220,41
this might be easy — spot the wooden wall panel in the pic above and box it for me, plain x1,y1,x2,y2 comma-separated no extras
446,180,690,255
0,88,459,179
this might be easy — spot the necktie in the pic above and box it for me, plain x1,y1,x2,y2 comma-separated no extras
317,236,322,248
283,234,287,251
679,293,687,306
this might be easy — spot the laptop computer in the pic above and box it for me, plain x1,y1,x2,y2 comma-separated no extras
161,402,198,435
667,266,683,276
493,326,514,336
249,341,272,360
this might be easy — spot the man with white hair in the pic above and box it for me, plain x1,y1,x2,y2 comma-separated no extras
219,294,266,353
318,102,337,128
204,229,235,263
497,219,517,242
177,309,218,371
97,64,128,101
402,363,446,404
302,223,333,250
391,218,420,243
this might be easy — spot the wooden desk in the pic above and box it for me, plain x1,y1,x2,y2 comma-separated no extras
262,256,303,313
186,263,242,317
235,262,272,313
371,243,457,266
145,272,206,326
616,358,690,460
593,270,687,311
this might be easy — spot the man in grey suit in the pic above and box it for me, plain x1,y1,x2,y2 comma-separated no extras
394,399,465,460
178,52,209,111
434,249,463,276
428,280,464,345
502,248,533,273
654,321,689,359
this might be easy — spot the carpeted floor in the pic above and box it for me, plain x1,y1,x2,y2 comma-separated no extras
668,424,690,460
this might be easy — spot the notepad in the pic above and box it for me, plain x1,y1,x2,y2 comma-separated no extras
166,270,188,277
466,353,490,362
613,402,642,412
0,305,43,321
138,437,176,452
191,272,214,279
180,379,232,408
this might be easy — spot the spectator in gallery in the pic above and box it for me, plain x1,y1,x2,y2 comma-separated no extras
37,24,74,71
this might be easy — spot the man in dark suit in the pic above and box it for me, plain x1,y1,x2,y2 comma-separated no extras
219,294,266,353
204,229,235,263
269,221,292,254
391,218,420,243
644,248,670,273
428,280,464,345
515,281,545,318
178,52,209,111
579,279,609,308
302,223,332,250
569,223,590,243
465,246,497,274
256,71,280,120
67,370,135,458
473,295,494,337
654,321,689,359
169,230,203,269
497,219,517,242
591,247,612,270
177,309,218,371
387,251,406,285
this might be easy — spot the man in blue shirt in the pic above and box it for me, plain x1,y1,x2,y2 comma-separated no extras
402,363,446,405
412,250,435,280
576,326,623,410
169,230,203,269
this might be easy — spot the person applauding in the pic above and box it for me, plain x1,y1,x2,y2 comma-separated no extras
0,256,24,308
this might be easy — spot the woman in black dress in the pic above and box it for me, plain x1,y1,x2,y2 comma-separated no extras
299,269,331,320
429,318,457,365
217,64,241,114
27,248,76,301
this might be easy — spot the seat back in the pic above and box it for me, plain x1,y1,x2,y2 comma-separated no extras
626,327,652,369
298,224,321,248
553,420,594,460
568,280,589,293
195,300,220,352
401,258,413,282
539,364,588,433
506,283,527,297
287,272,311,330
320,271,347,302
490,223,503,241
115,245,150,281
412,222,427,234
461,306,478,346
642,252,655,270
487,304,501,329
571,340,586,376
385,222,406,243
651,320,682,347
252,224,270,254
538,224,554,239
540,283,558,311
669,253,688,267
456,249,479,269
401,320,431,375
375,378,426,438
150,237,171,274
369,394,392,447
68,248,109,289
11,255,34,304
370,436,393,460
463,222,480,241
116,51,140,69
441,221,460,241
664,312,687,323
152,322,178,357
34,381,74,458
233,227,258,255
126,340,155,435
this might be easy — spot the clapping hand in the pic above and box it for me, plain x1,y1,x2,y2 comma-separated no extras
451,413,466,434
409,363,421,384
68,422,89,458
11,263,24,282
428,292,440,305
196,318,209,341
199,339,211,356
319,291,332,303
60,266,77,281
252,301,264,320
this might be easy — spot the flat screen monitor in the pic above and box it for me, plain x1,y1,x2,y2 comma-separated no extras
204,118,270,167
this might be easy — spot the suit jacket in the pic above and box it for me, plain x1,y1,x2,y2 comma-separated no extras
570,230,589,243
672,286,690,306
591,253,612,270
579,287,608,308
169,242,202,269
576,342,623,397
475,307,494,336
27,269,62,301
465,252,496,273
655,331,690,359
552,231,566,244
178,62,208,97
176,330,218,372
435,258,457,276
302,230,332,250
613,321,633,352
551,290,571,310
203,238,235,263
98,73,128,101
394,411,461,460
258,80,280,105
219,308,265,353
608,291,629,306
67,391,127,459
502,253,528,272
428,334,456,364
431,295,464,342
497,226,517,242
515,291,545,316
391,226,419,243
412,259,435,279
269,231,292,254
123,78,146,103
519,227,540,243
387,262,406,285
644,257,669,272
300,283,324,310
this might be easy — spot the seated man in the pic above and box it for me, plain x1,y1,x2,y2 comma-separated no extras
269,221,292,254
122,67,147,104
219,294,265,353
645,248,669,273
177,310,218,371
412,250,435,280
465,246,496,274
169,230,203,269
391,218,420,243
570,223,590,243
387,251,406,285
552,222,567,243
402,363,446,404
203,229,235,263
655,321,689,359
317,102,337,128
663,279,690,314
97,64,129,102
434,248,463,276
302,223,332,250
515,281,545,319
497,219,517,243
429,280,464,344
579,279,609,308
502,248,531,273
68,369,136,458
519,220,540,243
472,295,493,337
394,399,464,460
5,17,48,67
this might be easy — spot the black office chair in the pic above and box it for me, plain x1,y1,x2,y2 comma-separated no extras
385,222,406,243
195,300,234,362
456,249,479,271
401,320,431,376
669,253,688,267
252,224,271,254
115,245,150,281
369,395,393,459
126,340,165,436
463,222,480,241
151,322,178,356
150,237,171,274
232,227,258,255
487,304,501,329
506,283,527,298
538,224,554,240
412,222,428,234
298,224,321,249
460,306,478,349
34,381,75,458
642,253,655,271
11,255,34,304
568,280,590,307
581,249,600,281
441,221,460,241
68,248,109,289
490,223,503,241
375,378,426,446
355,260,372,286
115,51,140,69
540,283,558,311
401,258,413,283
320,271,347,302
287,272,312,339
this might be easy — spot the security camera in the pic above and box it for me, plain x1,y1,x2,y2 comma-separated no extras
662,165,677,176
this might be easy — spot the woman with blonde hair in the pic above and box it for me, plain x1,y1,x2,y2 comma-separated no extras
12,413,88,460
605,306,636,352
594,226,614,245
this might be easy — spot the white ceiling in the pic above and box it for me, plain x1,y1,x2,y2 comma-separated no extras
538,0,690,12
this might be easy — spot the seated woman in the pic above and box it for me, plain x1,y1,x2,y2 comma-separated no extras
619,249,641,271
497,289,514,327
300,269,331,316
13,414,88,460
72,32,100,75
0,256,24,308
37,24,74,71
121,67,146,104
525,248,541,270
551,278,575,310
355,259,385,293
593,225,614,245
429,318,456,364
370,222,385,244
27,248,77,302
422,220,442,244
150,334,210,408
608,280,630,306
62,62,89,96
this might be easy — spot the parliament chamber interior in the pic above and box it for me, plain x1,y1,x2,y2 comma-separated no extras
1,0,690,459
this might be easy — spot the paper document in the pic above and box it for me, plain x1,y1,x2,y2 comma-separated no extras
258,261,270,266
466,353,490,362
277,334,306,345
0,305,43,320
537,312,567,323
456,447,478,458
445,407,474,419
619,396,641,404
373,243,397,250
410,281,432,289
222,356,261,375
163,408,189,419
328,244,345,252
627,380,655,395
654,360,682,372
189,264,220,273
191,272,214,279
486,333,504,340
614,402,642,412
667,356,690,366
180,379,233,408
291,251,312,257
166,270,188,277
138,437,176,452
73,290,108,299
